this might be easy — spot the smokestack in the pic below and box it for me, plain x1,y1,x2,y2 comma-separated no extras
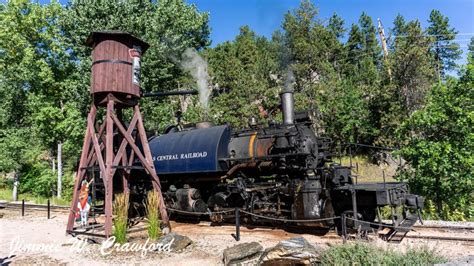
280,89,295,125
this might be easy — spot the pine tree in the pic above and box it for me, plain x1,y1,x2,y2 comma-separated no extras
427,9,462,78
207,26,279,128
391,14,407,44
376,19,437,146
359,12,382,65
346,24,363,67
327,12,345,39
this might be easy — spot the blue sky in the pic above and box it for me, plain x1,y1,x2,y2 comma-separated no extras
187,0,473,44
186,0,474,62
28,0,474,62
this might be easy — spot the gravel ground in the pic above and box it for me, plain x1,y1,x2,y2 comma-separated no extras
1,208,473,265
417,220,474,228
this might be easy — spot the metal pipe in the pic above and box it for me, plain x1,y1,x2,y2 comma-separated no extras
47,199,50,219
221,162,258,180
342,214,347,243
235,208,240,241
22,199,25,216
280,89,295,125
351,188,358,225
142,90,198,98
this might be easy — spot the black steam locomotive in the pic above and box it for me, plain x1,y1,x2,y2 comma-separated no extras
141,89,424,232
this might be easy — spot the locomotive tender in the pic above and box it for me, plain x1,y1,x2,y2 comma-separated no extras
145,89,424,230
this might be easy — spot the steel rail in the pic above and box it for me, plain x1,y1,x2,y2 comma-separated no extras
404,235,474,242
413,225,474,231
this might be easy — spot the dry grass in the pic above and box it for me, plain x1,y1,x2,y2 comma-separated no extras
145,190,162,240
339,155,397,183
113,193,129,244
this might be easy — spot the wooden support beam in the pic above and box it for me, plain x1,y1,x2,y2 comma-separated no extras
134,105,170,226
104,99,115,237
110,111,170,227
109,111,139,178
110,113,152,178
89,118,107,176
67,105,96,232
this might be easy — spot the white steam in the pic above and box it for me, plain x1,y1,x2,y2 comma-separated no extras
180,48,210,112
284,67,295,92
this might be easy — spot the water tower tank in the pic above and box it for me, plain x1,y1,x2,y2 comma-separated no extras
86,31,150,98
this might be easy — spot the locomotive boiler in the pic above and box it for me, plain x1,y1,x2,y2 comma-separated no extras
144,89,424,231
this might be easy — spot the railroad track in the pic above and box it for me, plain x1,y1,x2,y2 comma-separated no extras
407,224,474,243
413,224,474,231
404,234,474,242
1,202,473,243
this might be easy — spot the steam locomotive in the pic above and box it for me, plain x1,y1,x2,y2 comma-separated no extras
141,90,424,231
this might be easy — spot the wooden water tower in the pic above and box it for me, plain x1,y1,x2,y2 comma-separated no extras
66,31,169,237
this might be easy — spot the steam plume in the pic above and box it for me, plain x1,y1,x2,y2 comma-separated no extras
180,48,210,112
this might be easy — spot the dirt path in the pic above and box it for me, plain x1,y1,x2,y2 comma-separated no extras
0,209,472,265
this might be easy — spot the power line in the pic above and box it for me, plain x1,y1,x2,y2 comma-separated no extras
392,33,474,39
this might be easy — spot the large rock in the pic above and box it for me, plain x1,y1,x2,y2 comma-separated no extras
156,233,192,251
223,242,263,265
259,237,322,265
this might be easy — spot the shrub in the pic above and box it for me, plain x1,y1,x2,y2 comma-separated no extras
145,190,162,240
320,243,446,265
113,193,129,244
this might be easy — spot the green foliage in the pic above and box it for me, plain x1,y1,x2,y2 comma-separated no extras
0,0,209,199
327,12,345,39
321,243,446,265
0,188,71,205
207,26,279,128
427,9,462,78
377,16,436,146
398,61,473,218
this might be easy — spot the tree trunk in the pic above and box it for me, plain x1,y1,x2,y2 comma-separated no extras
57,142,62,198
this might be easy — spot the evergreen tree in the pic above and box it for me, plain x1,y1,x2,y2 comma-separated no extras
390,14,407,46
359,12,382,66
207,26,279,128
346,24,364,67
375,19,436,146
427,9,462,78
327,12,345,39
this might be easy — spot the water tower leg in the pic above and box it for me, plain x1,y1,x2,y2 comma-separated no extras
67,106,96,233
134,106,170,229
104,100,115,237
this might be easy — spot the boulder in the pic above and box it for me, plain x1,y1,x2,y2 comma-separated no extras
223,242,263,266
259,237,322,265
156,233,192,251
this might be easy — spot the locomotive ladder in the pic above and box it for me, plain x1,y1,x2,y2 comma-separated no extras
385,214,419,243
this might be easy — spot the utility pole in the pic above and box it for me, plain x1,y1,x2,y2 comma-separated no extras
57,142,62,198
378,18,392,80
12,172,19,201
